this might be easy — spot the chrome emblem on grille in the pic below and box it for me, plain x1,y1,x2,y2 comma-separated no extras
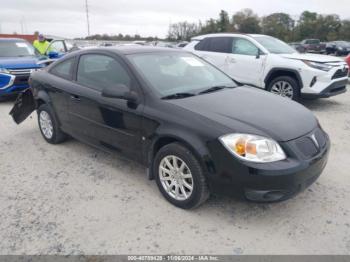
311,134,319,148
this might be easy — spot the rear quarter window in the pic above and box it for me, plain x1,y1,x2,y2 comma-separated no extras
195,37,233,53
50,58,75,80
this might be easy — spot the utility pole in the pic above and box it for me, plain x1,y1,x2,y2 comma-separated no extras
85,0,90,36
21,19,24,34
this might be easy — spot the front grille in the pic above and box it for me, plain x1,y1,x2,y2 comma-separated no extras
314,128,327,148
294,128,327,159
295,137,318,158
7,69,34,86
8,69,32,75
332,68,349,79
13,75,30,85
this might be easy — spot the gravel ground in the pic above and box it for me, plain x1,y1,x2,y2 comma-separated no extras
0,86,350,255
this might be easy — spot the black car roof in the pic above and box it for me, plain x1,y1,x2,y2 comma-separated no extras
50,46,187,69
75,46,184,56
109,46,183,55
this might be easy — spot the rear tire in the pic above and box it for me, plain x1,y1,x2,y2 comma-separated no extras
267,76,300,101
37,104,67,144
153,142,209,209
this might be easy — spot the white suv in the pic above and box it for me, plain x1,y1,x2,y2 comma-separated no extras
185,33,349,100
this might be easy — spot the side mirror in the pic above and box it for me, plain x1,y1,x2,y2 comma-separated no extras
48,51,59,59
101,84,138,102
256,49,262,59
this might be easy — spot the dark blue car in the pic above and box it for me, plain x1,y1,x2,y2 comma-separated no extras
0,38,46,100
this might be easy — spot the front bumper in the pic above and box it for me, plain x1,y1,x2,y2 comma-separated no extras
0,72,30,97
206,127,330,202
300,63,348,98
301,79,348,99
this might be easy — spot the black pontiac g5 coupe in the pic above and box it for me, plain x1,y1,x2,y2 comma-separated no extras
11,47,330,209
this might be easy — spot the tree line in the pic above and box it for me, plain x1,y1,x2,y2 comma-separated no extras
78,34,159,41
167,9,350,42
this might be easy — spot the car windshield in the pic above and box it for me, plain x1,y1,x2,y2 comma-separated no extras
0,41,36,57
128,52,235,97
253,36,297,54
307,39,320,44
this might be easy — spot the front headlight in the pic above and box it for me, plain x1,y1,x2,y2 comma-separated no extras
219,134,286,163
302,60,333,72
0,68,10,74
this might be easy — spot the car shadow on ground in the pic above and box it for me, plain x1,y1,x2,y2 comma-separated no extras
73,137,314,220
300,98,343,112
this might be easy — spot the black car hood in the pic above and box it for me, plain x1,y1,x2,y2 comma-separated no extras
168,87,317,142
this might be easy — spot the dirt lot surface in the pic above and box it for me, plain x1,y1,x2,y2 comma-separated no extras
0,86,350,255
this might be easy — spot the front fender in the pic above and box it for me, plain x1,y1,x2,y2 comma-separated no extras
34,89,51,105
146,127,217,180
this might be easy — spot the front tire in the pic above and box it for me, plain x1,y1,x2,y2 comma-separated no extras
153,142,209,209
37,104,67,144
267,76,300,101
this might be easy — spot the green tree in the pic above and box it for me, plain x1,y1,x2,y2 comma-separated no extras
339,20,350,40
294,11,318,40
217,10,231,32
316,14,341,41
167,21,200,41
200,18,219,34
261,13,294,41
232,9,261,33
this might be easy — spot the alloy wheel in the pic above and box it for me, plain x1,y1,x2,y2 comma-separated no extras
270,81,294,99
39,111,54,139
159,155,194,201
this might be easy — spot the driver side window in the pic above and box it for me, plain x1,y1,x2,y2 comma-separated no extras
232,38,259,56
77,54,131,92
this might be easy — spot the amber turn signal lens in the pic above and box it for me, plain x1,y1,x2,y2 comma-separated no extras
235,138,246,155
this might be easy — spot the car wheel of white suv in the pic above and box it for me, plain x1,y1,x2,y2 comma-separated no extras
267,76,299,101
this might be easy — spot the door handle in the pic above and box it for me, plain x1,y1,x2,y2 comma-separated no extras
70,95,81,102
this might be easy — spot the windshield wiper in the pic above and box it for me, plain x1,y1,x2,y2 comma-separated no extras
198,85,233,95
161,92,196,100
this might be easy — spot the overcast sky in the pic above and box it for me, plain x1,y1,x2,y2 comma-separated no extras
0,0,349,39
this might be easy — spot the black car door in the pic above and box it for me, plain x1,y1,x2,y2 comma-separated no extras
46,57,77,130
67,52,144,162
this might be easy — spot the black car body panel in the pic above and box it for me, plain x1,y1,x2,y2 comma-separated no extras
10,47,329,203
206,126,329,201
168,87,317,142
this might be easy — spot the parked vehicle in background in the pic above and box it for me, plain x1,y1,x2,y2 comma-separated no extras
326,41,350,56
10,47,330,208
132,40,147,46
289,42,302,51
299,39,326,54
0,38,44,101
155,41,175,48
44,38,76,59
185,34,348,100
175,41,189,49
